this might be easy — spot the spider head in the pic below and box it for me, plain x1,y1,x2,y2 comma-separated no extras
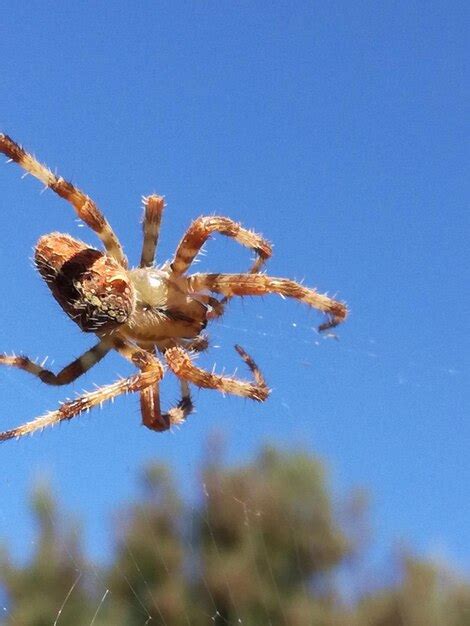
35,233,135,333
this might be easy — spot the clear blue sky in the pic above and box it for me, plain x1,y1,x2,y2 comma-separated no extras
0,1,468,578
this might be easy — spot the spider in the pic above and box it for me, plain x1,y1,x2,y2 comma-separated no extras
0,134,347,442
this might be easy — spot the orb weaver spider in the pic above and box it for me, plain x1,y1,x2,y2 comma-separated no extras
0,134,347,442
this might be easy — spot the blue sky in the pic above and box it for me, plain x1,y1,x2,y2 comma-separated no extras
0,1,468,579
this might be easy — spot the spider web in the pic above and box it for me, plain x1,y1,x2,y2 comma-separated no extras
0,243,465,624
0,301,349,624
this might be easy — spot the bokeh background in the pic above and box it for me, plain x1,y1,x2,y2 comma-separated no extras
0,2,468,622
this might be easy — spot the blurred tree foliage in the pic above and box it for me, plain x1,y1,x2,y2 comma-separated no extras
1,446,469,625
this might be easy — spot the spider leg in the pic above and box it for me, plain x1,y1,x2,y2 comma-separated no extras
140,194,165,267
187,272,348,331
182,333,210,353
0,134,127,267
115,342,192,431
0,355,163,443
140,379,193,432
0,340,111,386
164,344,270,402
188,294,226,320
170,216,272,276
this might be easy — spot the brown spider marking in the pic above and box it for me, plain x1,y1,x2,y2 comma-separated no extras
0,133,348,442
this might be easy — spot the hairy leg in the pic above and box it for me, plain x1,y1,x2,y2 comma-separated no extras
140,379,193,432
183,333,210,353
187,272,348,331
187,294,225,320
0,134,126,267
115,342,191,431
164,344,269,402
0,340,111,386
0,360,162,443
140,194,165,267
170,216,272,276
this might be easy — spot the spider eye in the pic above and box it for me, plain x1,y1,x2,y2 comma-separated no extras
35,233,135,332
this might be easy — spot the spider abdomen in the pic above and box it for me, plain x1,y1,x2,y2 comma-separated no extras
35,233,135,333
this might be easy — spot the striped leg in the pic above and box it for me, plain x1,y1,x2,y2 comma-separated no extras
115,342,191,431
187,273,348,331
164,344,270,402
170,216,272,276
140,379,193,432
140,194,165,267
189,294,226,320
0,358,163,443
0,340,111,386
183,333,210,353
0,134,127,267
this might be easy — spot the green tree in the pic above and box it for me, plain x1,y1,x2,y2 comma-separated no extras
194,446,352,625
352,555,470,626
1,447,470,626
104,464,190,626
0,483,92,626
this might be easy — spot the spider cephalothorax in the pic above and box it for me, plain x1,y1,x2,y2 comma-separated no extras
0,134,348,442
